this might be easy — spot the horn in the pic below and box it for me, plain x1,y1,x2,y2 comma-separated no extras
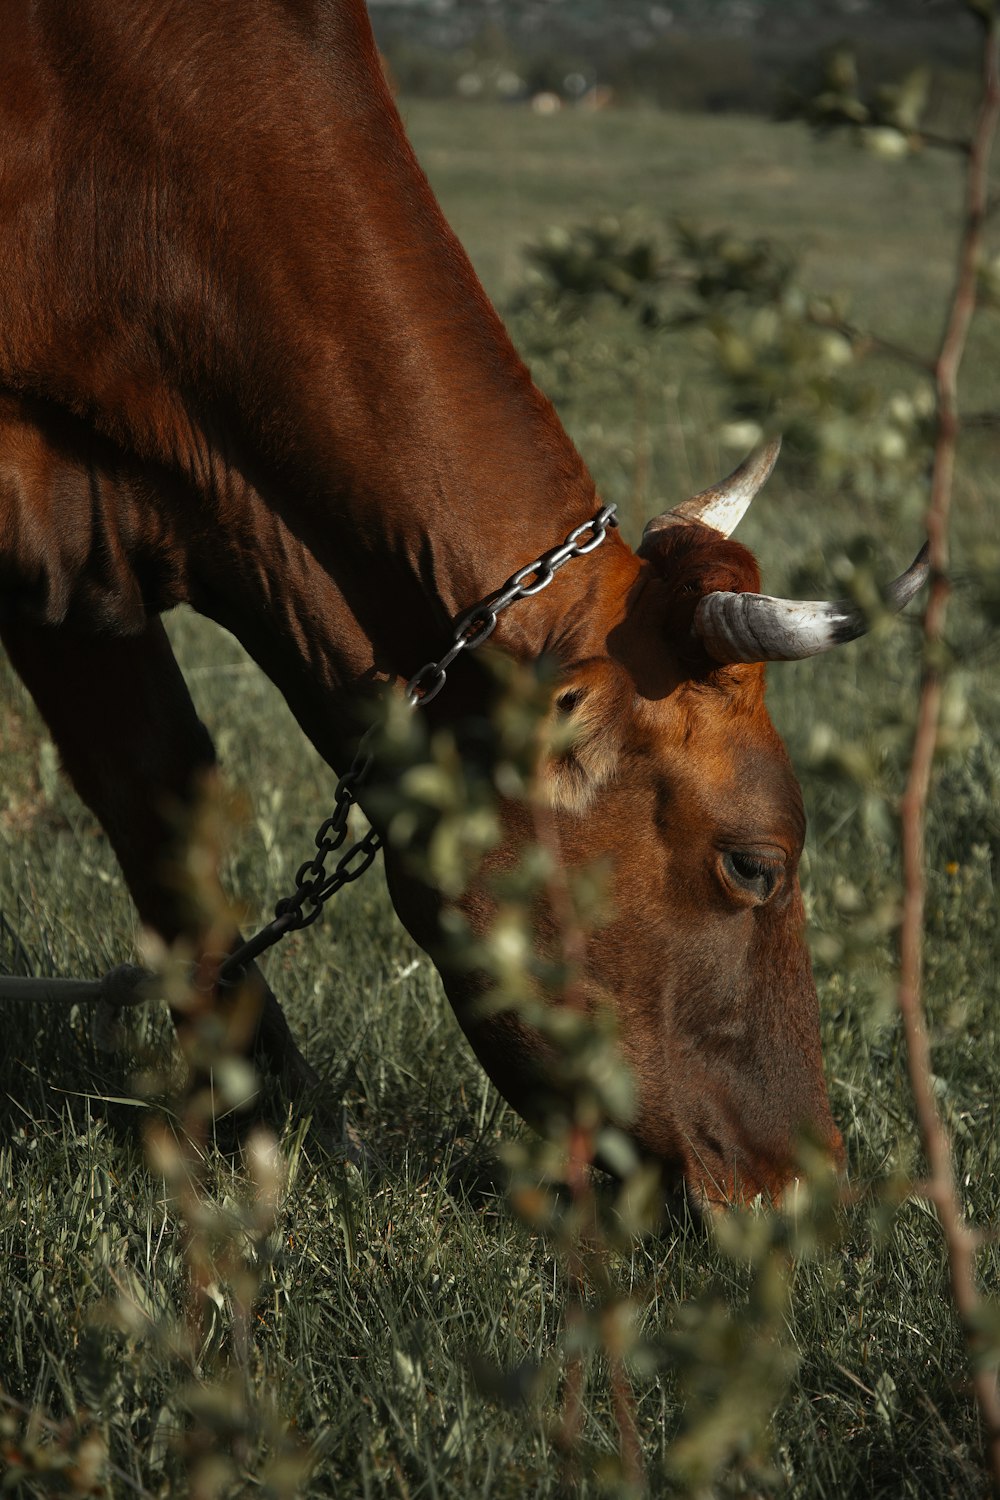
640,436,782,551
693,543,930,664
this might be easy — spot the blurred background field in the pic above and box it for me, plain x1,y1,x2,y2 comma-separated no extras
2,13,999,1497
370,0,981,123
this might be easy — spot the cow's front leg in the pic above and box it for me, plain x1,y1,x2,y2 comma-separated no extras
0,613,318,1097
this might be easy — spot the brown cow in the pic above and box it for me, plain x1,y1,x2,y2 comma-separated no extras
0,0,924,1202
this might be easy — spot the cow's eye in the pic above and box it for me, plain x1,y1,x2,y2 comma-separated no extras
719,850,782,904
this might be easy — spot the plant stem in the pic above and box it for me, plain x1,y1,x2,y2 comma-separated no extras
918,129,973,157
531,796,647,1489
897,18,1000,1493
806,305,934,373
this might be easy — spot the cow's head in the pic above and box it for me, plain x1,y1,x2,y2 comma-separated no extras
439,441,926,1207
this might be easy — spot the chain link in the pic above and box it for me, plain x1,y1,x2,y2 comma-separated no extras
218,502,617,984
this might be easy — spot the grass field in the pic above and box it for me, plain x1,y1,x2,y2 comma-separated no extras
1,103,999,1497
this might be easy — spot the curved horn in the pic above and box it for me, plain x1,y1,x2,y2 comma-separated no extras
640,436,782,551
694,543,930,664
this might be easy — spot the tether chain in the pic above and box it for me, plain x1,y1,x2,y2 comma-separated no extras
218,503,618,984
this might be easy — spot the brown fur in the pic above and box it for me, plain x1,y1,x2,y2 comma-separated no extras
0,0,842,1202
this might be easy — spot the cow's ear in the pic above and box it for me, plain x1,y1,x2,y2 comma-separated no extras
542,662,628,812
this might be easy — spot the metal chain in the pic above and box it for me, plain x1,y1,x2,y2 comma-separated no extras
219,502,618,983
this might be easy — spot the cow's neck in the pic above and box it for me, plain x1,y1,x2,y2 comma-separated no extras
7,2,637,765
162,15,619,702
177,438,629,770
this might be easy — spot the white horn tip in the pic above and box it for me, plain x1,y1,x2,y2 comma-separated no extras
641,435,783,551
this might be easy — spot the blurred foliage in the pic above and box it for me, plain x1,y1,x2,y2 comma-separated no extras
0,804,313,1497
779,46,933,153
521,220,670,318
361,652,872,1496
515,211,937,516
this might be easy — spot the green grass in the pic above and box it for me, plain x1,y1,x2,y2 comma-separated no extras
2,104,999,1496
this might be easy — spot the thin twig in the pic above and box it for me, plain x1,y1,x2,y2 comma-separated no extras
610,1348,645,1490
897,18,1000,1494
806,305,934,374
917,129,974,157
531,796,647,1489
531,798,588,1008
